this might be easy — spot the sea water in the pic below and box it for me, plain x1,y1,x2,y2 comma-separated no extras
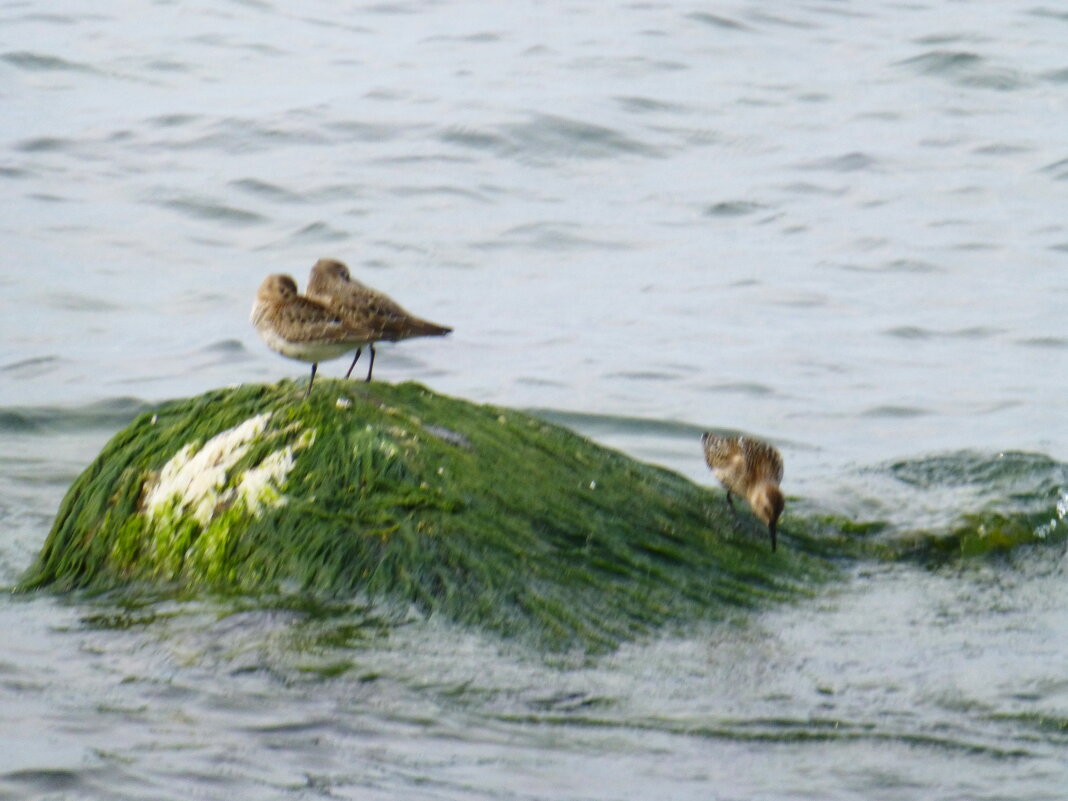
2,1,1067,798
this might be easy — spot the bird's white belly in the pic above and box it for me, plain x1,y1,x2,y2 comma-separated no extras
259,327,360,363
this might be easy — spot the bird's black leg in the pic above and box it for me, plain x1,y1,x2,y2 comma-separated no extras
344,348,362,380
725,491,737,516
365,344,376,382
305,363,318,398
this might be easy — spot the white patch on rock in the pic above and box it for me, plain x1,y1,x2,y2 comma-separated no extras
236,429,315,516
143,412,304,526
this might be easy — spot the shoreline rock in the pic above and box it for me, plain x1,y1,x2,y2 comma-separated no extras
20,380,838,651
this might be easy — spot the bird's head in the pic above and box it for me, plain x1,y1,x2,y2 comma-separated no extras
311,258,351,284
258,273,299,301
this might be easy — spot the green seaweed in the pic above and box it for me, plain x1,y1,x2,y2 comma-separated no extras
21,380,846,651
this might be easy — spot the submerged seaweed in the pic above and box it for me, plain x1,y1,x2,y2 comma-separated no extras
883,451,1068,562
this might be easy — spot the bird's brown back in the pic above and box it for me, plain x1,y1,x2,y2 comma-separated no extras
253,273,368,345
702,433,783,494
307,259,452,342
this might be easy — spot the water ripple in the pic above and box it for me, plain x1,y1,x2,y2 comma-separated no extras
513,114,662,160
9,13,79,26
896,50,1029,91
1041,67,1068,84
685,12,752,32
389,184,491,203
1041,157,1068,181
834,259,942,274
705,201,768,217
147,113,203,128
439,126,508,152
1,50,97,73
145,59,192,73
1029,7,1068,22
14,137,77,153
0,769,87,795
164,117,330,154
1,356,64,379
862,405,931,418
778,181,848,197
152,194,268,227
748,11,818,30
796,152,880,173
324,119,414,143
0,397,150,433
288,222,350,244
230,178,306,204
888,450,1067,494
40,292,125,313
884,326,1003,341
614,95,693,115
1015,336,1068,350
443,114,663,164
475,221,628,252
698,381,777,397
605,370,681,382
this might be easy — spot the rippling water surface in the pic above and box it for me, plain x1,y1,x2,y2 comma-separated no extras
2,1,1067,798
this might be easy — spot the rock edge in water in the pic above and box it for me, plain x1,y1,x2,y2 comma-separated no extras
20,380,836,651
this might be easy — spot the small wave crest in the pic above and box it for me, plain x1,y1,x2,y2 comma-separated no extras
1,50,98,74
441,114,663,165
0,398,153,434
896,50,1029,91
883,451,1068,559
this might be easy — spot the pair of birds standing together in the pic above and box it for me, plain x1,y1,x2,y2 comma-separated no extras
251,258,452,394
251,257,784,550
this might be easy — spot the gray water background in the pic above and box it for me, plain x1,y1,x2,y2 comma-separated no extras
2,1,1067,798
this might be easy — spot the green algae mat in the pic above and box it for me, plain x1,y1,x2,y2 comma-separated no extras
21,380,843,651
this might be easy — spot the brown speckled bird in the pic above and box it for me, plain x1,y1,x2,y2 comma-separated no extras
702,432,785,550
306,258,452,382
250,273,369,397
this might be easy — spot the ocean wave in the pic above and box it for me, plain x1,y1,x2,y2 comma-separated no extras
0,397,152,434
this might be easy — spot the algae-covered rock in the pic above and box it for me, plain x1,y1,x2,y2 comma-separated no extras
21,380,837,650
